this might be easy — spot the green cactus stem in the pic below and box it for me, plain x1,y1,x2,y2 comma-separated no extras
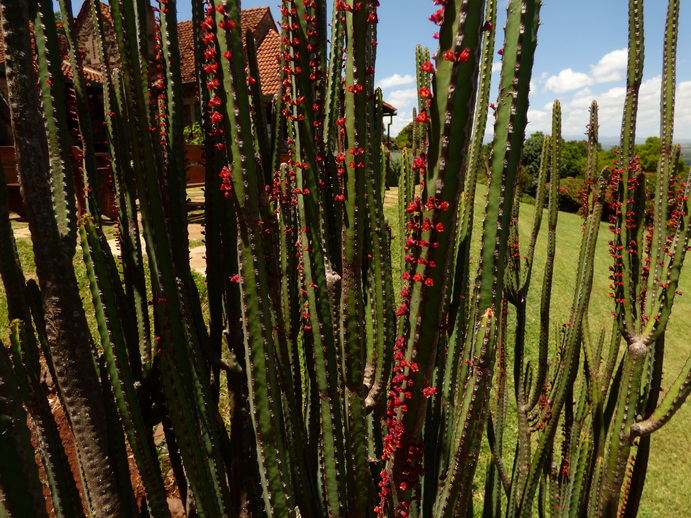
0,1,125,514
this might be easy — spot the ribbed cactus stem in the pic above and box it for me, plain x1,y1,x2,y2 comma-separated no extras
0,2,125,513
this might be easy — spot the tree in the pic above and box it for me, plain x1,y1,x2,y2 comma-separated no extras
560,139,588,177
395,120,414,149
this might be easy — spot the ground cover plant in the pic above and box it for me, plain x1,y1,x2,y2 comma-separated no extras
0,0,689,517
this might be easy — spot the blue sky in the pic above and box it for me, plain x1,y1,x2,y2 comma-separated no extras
72,0,691,140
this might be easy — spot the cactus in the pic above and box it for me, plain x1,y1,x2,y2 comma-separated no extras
0,0,689,517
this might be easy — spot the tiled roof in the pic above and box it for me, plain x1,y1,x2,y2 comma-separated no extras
0,3,280,97
176,7,281,97
241,7,270,39
177,20,196,84
382,101,397,115
255,29,281,97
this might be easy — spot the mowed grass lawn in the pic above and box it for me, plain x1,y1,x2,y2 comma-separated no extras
1,183,689,516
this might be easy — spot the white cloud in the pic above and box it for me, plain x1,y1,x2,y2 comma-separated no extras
388,110,411,136
544,69,593,93
524,108,551,134
674,81,691,132
377,73,415,89
544,48,628,95
591,49,627,83
491,62,502,74
383,88,418,136
550,75,691,137
568,87,596,109
386,88,418,108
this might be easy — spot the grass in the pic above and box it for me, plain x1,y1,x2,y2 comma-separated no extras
1,184,689,516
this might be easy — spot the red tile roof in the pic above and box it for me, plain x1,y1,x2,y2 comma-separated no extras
255,29,281,97
241,7,270,39
0,4,281,97
176,7,281,97
177,20,196,84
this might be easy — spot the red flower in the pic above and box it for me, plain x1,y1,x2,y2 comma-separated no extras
429,7,444,25
202,32,214,45
210,111,223,124
422,386,438,398
419,87,431,98
442,50,455,62
415,111,429,123
420,61,435,73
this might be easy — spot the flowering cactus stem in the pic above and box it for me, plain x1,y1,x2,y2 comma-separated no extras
476,0,540,313
614,0,644,335
448,0,497,322
158,0,193,275
646,0,680,327
340,2,376,512
323,4,345,155
424,0,499,510
213,1,302,514
596,2,690,514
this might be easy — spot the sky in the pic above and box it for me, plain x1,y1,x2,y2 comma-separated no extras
70,0,691,141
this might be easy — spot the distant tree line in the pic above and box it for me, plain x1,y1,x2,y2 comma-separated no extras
394,124,689,216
